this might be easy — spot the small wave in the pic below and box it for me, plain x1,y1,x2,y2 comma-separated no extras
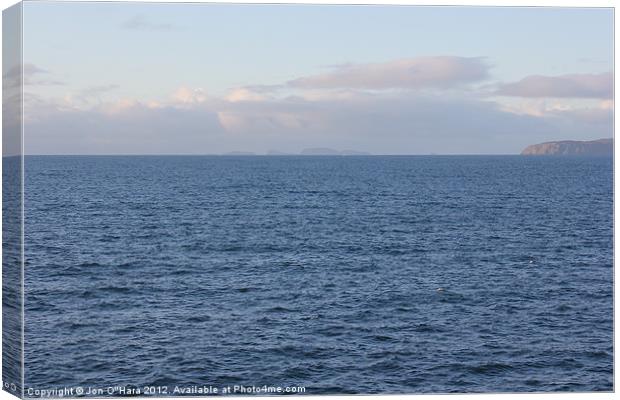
585,350,611,359
371,334,396,342
97,286,133,294
468,362,515,375
414,323,444,333
366,359,402,373
57,321,100,331
76,289,98,299
99,235,121,243
186,315,211,323
524,378,543,387
235,287,256,293
110,325,138,334
266,306,294,313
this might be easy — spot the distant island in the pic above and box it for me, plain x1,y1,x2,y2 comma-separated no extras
521,138,613,156
300,148,372,156
224,151,256,156
222,148,372,156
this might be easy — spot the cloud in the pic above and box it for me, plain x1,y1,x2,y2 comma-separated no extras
21,57,614,155
495,72,612,99
120,15,178,31
547,105,613,126
208,90,611,154
3,63,46,82
3,64,64,133
24,100,225,155
61,84,120,108
171,87,208,104
2,63,64,89
287,56,490,90
225,87,269,102
79,84,119,97
577,57,609,65
24,82,614,155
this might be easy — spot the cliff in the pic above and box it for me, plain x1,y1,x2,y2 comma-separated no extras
521,138,612,156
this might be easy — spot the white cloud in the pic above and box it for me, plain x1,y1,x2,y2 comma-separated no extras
171,87,208,105
495,72,612,99
499,98,614,124
600,99,614,110
225,87,268,102
22,58,613,155
288,56,489,90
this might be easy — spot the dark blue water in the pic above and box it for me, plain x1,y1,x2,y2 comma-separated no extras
22,156,612,394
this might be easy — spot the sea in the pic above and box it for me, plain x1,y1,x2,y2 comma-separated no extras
15,155,614,394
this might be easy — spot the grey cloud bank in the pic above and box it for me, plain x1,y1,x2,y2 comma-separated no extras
21,56,613,155
3,63,64,89
25,102,225,155
23,89,612,155
496,72,613,99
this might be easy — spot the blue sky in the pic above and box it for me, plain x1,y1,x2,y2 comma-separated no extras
18,2,614,154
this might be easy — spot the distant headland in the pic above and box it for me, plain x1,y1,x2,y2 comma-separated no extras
521,138,613,156
224,148,372,156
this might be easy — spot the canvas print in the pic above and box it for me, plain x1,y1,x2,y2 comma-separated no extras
2,1,614,397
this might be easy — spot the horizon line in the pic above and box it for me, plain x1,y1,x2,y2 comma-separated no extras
8,153,528,157
7,153,613,157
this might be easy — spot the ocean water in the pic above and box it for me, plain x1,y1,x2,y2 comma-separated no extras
21,155,612,394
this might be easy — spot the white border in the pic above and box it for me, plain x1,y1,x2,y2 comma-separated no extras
0,1,616,400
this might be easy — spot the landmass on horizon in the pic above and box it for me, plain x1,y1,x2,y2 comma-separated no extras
521,138,613,156
20,141,615,156
225,148,373,156
221,141,614,156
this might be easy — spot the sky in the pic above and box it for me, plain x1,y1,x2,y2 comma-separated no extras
14,2,614,154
